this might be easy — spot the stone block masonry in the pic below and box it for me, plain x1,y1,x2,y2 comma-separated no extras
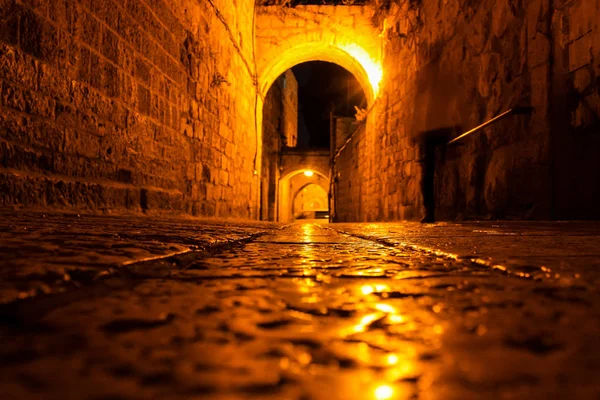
255,5,382,105
261,74,284,221
336,0,600,221
551,0,600,219
0,0,259,218
1,0,597,221
281,70,298,147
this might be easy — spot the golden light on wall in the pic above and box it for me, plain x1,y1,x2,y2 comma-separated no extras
339,43,383,97
374,384,395,399
258,44,382,110
303,170,314,177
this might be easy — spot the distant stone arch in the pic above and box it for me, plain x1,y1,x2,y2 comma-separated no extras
292,180,329,203
278,168,330,222
292,183,329,218
279,149,331,182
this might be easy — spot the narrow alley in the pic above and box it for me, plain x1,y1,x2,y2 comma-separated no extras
1,212,599,399
1,0,599,398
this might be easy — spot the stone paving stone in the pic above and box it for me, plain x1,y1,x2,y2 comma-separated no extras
1,222,600,399
332,221,600,287
0,211,281,305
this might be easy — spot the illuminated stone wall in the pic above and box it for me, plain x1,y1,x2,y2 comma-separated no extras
337,0,600,221
3,0,595,220
255,5,382,105
282,70,298,147
261,70,299,221
279,149,330,181
0,0,258,217
261,75,284,221
334,124,374,222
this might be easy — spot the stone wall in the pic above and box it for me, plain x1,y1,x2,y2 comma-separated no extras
552,0,600,219
334,124,364,222
282,70,298,147
279,148,330,180
0,0,259,217
335,0,599,221
2,0,596,221
261,75,284,221
333,117,358,150
260,70,299,221
255,5,381,105
415,0,553,220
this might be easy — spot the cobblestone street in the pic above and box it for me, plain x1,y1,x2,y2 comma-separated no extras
1,0,599,398
1,213,600,399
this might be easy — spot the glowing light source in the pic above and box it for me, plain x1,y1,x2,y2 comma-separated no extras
374,384,395,400
375,303,396,313
352,313,380,333
340,43,383,97
360,284,390,295
387,354,399,365
304,170,314,177
388,315,405,324
361,285,375,295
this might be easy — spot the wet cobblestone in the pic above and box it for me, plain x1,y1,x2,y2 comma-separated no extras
1,220,600,399
0,212,279,304
332,222,600,287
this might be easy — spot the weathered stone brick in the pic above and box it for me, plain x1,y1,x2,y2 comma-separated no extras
101,28,120,64
101,61,119,97
75,10,101,48
48,0,70,30
20,7,59,62
137,83,151,115
0,0,20,46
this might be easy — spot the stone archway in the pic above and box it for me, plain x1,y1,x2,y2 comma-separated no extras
292,182,329,219
253,5,383,207
278,170,330,222
255,5,382,105
280,148,330,182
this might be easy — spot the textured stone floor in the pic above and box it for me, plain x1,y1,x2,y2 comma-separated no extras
1,212,600,399
0,212,280,305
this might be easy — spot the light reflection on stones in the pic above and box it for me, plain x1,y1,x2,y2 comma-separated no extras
2,223,599,399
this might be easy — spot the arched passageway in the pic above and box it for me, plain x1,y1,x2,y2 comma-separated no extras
255,5,382,106
260,62,366,222
278,170,329,222
293,183,328,220
254,6,382,210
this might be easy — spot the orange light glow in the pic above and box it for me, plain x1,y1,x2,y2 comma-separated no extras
375,303,396,313
304,170,314,177
340,43,383,97
374,384,395,399
387,354,399,365
352,313,380,333
388,314,405,324
360,284,390,295
361,285,375,295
